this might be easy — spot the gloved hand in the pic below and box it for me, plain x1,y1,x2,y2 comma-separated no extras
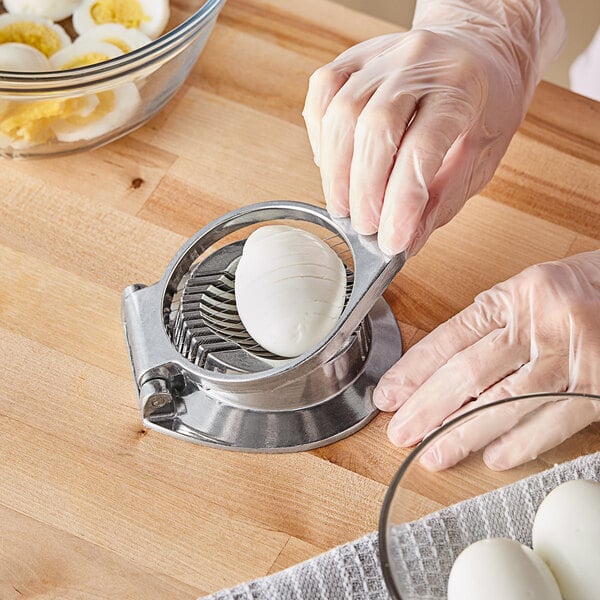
303,0,566,256
373,250,600,470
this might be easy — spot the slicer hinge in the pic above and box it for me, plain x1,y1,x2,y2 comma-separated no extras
140,378,176,422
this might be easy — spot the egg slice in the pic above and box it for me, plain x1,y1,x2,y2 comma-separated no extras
0,42,52,71
532,479,600,600
51,82,141,142
74,23,152,54
234,225,347,358
0,95,95,150
448,538,562,600
73,0,170,40
50,39,124,70
3,0,81,22
0,13,71,57
0,40,129,149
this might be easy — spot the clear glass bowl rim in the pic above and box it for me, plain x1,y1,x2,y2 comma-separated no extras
0,0,227,92
378,390,600,600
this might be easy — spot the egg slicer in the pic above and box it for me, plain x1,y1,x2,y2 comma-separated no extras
122,200,406,452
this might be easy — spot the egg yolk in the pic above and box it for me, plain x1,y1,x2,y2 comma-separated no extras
64,91,116,126
60,52,112,69
103,37,131,53
0,97,89,143
0,23,62,57
90,0,149,29
0,89,118,144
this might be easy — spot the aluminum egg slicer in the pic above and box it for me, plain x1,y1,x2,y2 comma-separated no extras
122,201,405,452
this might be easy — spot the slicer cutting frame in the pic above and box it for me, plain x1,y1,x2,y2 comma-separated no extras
122,201,405,452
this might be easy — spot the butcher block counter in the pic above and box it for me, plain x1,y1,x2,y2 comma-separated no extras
1,0,599,597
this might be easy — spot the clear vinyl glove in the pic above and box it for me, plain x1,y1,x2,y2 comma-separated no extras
303,0,566,255
373,250,600,470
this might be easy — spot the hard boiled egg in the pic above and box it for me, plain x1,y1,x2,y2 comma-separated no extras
0,42,52,71
51,82,141,142
50,39,124,69
73,0,170,40
74,23,152,54
0,13,71,57
234,225,347,358
532,479,600,600
0,41,127,149
0,95,94,150
447,538,561,600
3,0,81,22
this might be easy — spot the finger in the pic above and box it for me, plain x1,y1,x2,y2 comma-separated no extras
386,327,529,447
483,397,600,470
318,70,382,216
349,88,418,235
302,34,399,166
373,289,507,411
403,135,471,256
377,94,474,255
441,353,568,425
303,66,352,167
418,360,566,471
331,33,401,68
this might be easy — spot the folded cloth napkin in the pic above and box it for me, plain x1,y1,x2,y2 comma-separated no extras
202,451,600,600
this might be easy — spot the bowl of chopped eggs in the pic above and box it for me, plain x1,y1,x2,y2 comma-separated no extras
379,392,600,600
0,0,226,157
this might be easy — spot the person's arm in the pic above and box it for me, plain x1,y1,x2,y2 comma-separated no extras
303,0,566,255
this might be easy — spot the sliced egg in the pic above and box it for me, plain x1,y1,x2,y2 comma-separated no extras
51,81,141,142
533,479,600,600
73,0,170,40
0,95,95,150
3,0,81,22
50,39,124,70
74,23,152,54
234,225,347,358
0,13,71,57
0,42,52,71
448,538,562,600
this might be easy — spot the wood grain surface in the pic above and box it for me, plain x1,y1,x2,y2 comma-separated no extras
1,0,599,597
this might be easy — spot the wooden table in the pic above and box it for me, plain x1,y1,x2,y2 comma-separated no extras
1,0,599,597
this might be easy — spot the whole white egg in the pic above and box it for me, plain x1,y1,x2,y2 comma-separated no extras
3,0,81,22
234,225,347,358
73,0,170,40
447,537,561,600
532,478,600,600
0,42,52,71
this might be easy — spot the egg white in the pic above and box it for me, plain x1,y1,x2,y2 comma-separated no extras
50,39,124,70
0,13,71,57
0,129,34,152
3,0,81,22
51,81,141,142
235,225,347,358
73,0,170,40
0,42,52,72
74,23,152,54
0,94,99,151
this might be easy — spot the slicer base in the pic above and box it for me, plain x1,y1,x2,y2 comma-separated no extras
142,297,402,452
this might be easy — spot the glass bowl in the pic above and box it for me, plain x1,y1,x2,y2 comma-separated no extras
0,0,226,158
379,392,600,600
